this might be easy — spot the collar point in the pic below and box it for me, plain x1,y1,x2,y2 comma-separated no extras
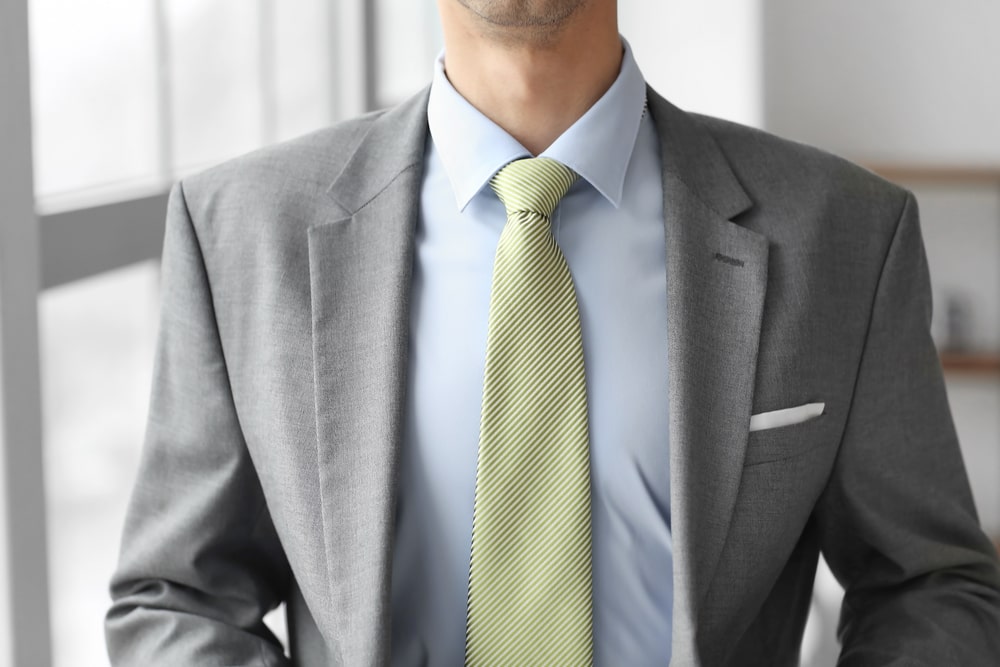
600,181,627,210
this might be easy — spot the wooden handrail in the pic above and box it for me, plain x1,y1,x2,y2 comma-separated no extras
940,352,1000,375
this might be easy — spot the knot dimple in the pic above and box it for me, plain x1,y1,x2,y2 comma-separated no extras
490,157,578,219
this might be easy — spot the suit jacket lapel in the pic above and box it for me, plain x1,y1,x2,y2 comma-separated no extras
648,90,769,664
305,86,766,664
307,89,429,666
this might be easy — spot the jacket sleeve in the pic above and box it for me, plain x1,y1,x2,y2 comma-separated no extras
105,181,292,665
815,191,1000,666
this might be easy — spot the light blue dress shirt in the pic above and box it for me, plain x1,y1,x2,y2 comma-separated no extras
391,40,672,666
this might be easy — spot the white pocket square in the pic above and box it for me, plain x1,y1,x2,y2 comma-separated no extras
749,402,825,432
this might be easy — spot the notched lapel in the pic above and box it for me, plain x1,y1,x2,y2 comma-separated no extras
649,91,769,664
307,89,428,667
666,180,767,611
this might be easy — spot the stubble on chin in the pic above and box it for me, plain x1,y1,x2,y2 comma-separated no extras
455,0,590,46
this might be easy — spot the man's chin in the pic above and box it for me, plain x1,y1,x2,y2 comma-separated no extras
455,0,589,29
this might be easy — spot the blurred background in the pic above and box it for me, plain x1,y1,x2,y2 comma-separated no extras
1,0,997,665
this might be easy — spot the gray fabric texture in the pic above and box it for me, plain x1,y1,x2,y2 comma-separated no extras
106,87,1000,666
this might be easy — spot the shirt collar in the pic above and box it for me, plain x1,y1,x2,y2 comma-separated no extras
427,38,648,211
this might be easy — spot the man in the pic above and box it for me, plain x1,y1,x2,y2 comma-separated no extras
106,0,1000,665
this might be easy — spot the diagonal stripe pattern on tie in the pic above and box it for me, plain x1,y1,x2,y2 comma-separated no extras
466,157,594,666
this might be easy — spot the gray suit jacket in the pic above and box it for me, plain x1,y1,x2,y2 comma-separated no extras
106,87,1000,666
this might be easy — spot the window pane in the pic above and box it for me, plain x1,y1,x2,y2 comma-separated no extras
29,0,160,199
167,0,263,171
374,0,440,108
275,0,335,141
40,262,159,667
30,0,342,204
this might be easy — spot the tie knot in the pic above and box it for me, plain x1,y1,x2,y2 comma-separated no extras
490,158,578,219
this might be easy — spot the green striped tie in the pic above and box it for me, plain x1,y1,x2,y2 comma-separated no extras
466,157,594,666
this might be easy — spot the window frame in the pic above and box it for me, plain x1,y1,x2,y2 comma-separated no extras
0,1,375,664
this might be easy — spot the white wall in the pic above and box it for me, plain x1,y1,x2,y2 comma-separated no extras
620,0,763,128
763,0,1000,165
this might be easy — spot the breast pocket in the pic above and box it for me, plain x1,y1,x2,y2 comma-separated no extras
744,409,830,467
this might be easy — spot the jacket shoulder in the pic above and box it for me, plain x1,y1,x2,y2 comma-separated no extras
178,109,389,219
688,113,912,250
692,113,907,210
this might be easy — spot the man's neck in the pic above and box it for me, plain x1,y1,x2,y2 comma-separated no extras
437,0,622,156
